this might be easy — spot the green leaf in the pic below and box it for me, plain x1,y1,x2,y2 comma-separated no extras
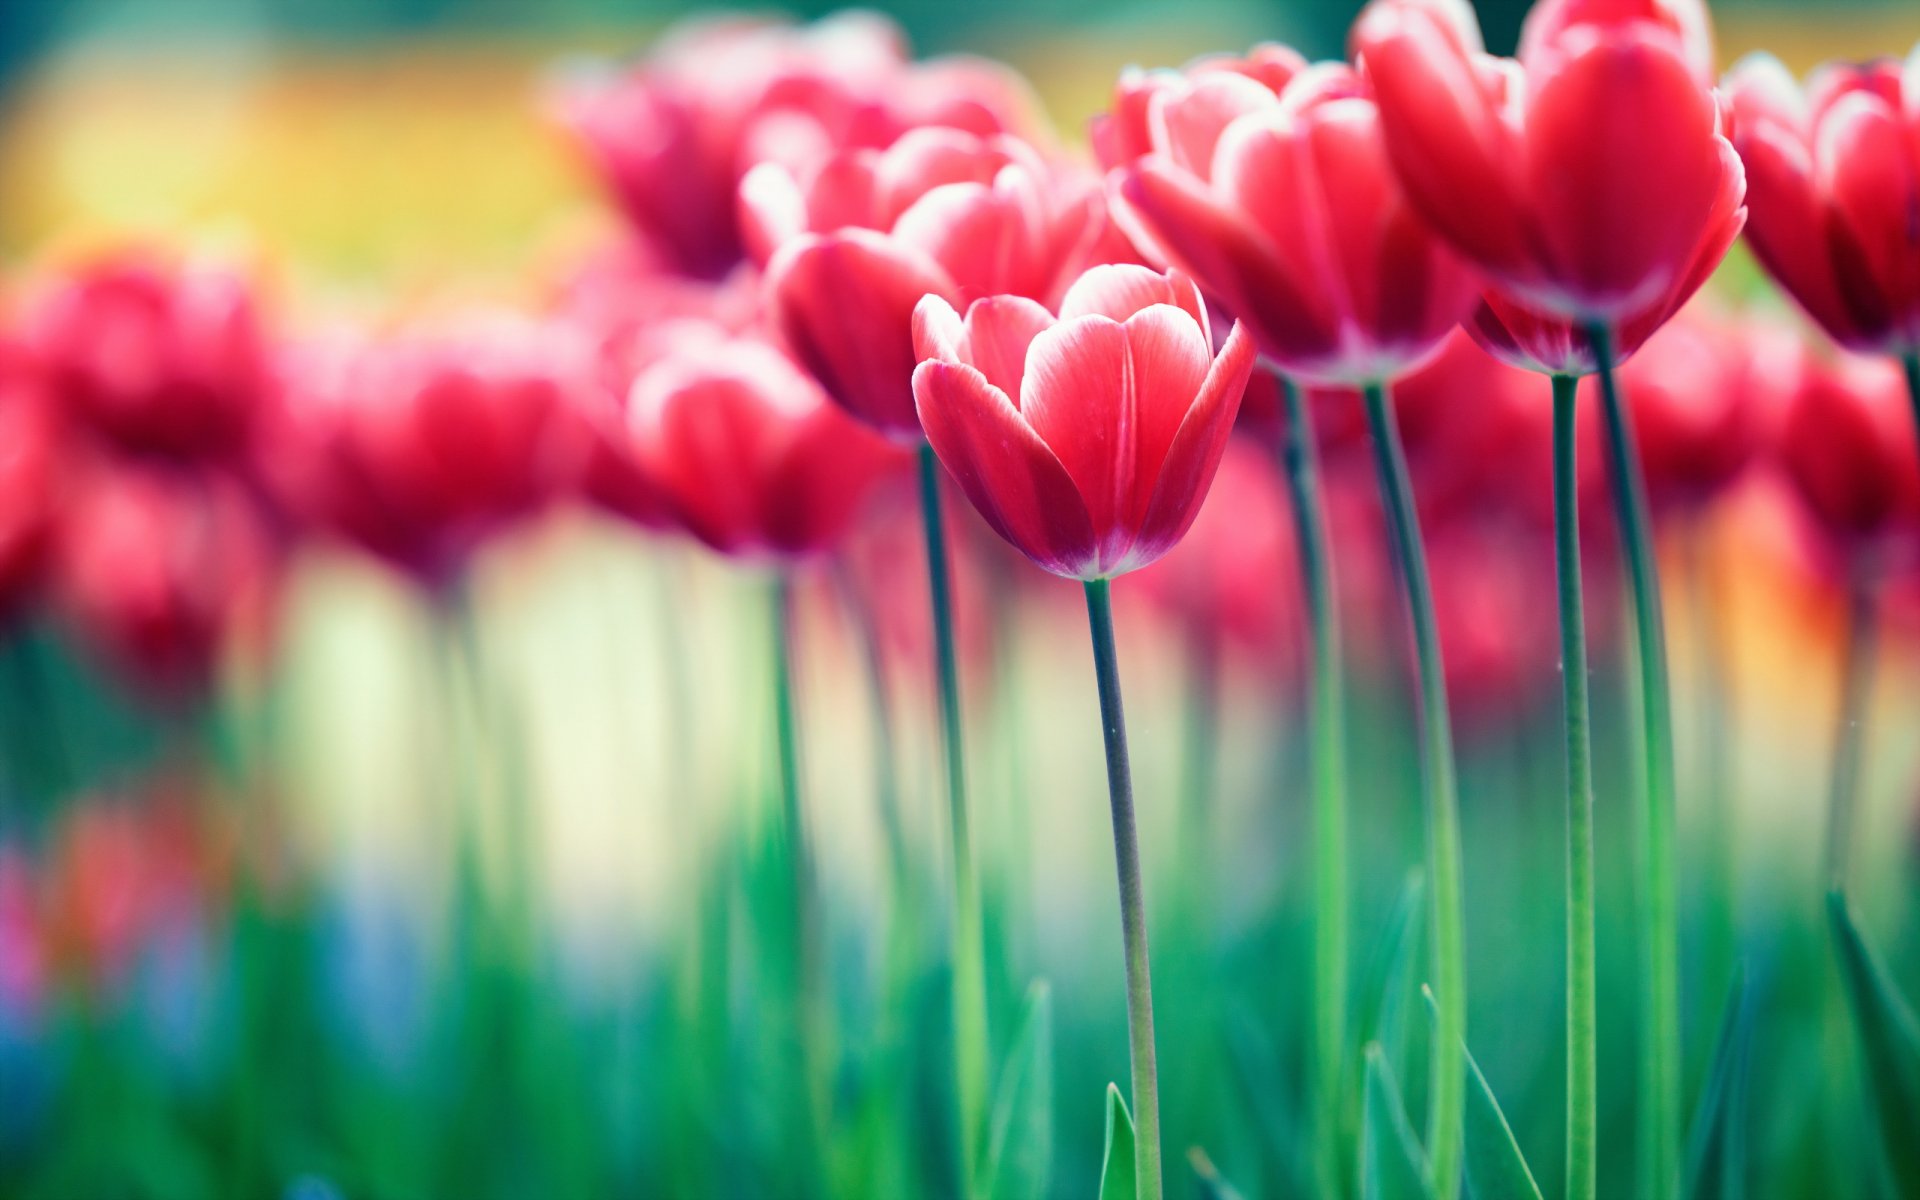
1188,1147,1250,1200
1098,1083,1138,1200
1358,871,1427,1067
1827,891,1920,1194
1361,1043,1431,1200
1420,987,1541,1200
1684,966,1750,1200
981,981,1053,1200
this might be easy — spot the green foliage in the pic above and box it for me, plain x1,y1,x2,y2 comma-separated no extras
1098,1084,1137,1200
1828,892,1920,1195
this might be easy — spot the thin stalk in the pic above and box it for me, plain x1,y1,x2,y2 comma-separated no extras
771,573,827,1191
1823,575,1879,892
1083,578,1163,1200
1681,516,1740,1030
1903,353,1920,460
1361,381,1465,1200
1589,321,1680,1200
1552,375,1598,1200
1278,374,1348,1198
918,443,988,1191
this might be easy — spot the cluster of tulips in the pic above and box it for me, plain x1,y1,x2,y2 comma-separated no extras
2,0,1920,1196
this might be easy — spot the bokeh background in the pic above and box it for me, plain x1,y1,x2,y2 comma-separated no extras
2,2,1919,1198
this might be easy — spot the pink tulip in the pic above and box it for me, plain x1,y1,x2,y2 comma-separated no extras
556,12,1043,281
23,250,271,466
622,330,911,561
1725,47,1920,355
747,128,1123,439
912,264,1255,579
1106,56,1478,385
1354,0,1745,323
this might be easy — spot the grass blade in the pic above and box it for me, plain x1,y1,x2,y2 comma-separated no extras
1099,1083,1138,1200
1361,1043,1431,1200
1827,891,1920,1194
980,981,1053,1200
1684,967,1750,1200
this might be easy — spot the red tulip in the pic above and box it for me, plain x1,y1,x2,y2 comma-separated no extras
1354,0,1744,323
1464,280,1723,378
622,330,910,561
23,251,271,465
0,339,66,620
1124,438,1299,667
556,13,1042,281
52,466,279,705
1107,57,1478,385
912,264,1255,579
1776,349,1920,561
1725,48,1920,356
747,128,1121,439
268,316,594,590
1599,309,1793,512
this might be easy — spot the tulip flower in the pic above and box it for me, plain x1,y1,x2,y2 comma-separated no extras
621,330,910,561
52,467,279,707
23,251,271,467
912,265,1253,580
747,127,1120,440
915,263,1252,1199
1106,57,1479,386
266,316,593,593
0,342,65,623
556,12,1042,281
1779,352,1920,560
1354,0,1743,324
1725,48,1920,360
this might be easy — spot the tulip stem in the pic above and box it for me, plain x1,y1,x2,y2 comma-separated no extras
1552,374,1598,1200
1903,353,1920,461
1278,374,1348,1199
771,572,828,1188
1824,573,1879,892
1082,577,1163,1200
1589,321,1680,1200
1361,381,1465,1200
919,443,988,1192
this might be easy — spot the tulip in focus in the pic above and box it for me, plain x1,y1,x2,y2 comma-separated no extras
747,127,1122,439
623,327,910,561
24,251,272,466
1726,46,1920,356
1105,53,1478,384
912,264,1254,579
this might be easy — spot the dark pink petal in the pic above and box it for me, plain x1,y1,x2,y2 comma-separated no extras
1019,315,1132,541
1125,320,1257,573
912,359,1099,576
962,296,1056,400
1058,263,1208,332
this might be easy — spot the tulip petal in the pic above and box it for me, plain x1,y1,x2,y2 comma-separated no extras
766,229,959,439
962,296,1056,399
912,293,968,363
739,162,808,267
1059,263,1208,332
1020,315,1132,543
1126,320,1257,573
913,360,1098,576
1150,72,1284,180
1524,31,1736,317
1817,91,1920,342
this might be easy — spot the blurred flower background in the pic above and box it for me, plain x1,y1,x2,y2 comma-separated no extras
1,0,1919,1197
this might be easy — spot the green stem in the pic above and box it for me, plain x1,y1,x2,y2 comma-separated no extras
1683,521,1736,1020
919,443,988,1191
1589,321,1680,1200
1361,381,1465,1200
1823,575,1879,892
1279,374,1349,1198
1083,577,1163,1200
1552,375,1598,1200
771,573,827,1191
1902,353,1920,461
